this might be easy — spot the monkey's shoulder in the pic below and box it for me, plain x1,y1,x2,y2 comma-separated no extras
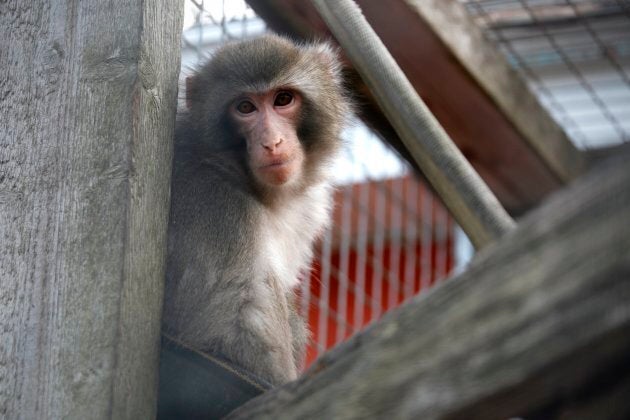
170,175,257,228
171,138,254,199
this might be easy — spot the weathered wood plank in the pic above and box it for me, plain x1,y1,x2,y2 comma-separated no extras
229,154,630,419
0,1,183,418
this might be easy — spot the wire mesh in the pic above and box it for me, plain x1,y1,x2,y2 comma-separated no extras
301,175,456,365
460,0,630,148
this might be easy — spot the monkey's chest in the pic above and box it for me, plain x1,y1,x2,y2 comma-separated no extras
263,234,310,290
260,188,332,290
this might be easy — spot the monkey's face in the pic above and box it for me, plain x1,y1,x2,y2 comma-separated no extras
230,89,305,188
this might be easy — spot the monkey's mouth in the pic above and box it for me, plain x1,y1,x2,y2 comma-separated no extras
260,158,292,169
257,157,298,186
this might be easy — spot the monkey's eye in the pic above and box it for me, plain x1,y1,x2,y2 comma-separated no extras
236,100,256,114
274,91,293,107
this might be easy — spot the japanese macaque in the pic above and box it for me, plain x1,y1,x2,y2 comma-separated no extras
162,34,350,385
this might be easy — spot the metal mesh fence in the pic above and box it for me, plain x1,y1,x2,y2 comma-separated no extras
461,0,630,148
300,176,455,364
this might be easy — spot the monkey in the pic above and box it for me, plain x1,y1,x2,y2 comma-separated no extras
161,34,351,386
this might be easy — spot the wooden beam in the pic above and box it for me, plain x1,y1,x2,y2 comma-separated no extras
228,155,630,419
246,0,586,214
0,1,183,418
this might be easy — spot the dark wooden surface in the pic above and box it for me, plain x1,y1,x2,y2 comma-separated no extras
247,0,586,214
0,1,183,418
229,155,630,419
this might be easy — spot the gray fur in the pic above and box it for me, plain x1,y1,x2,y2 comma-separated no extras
162,34,350,385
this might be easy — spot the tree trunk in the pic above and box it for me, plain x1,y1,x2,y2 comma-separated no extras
0,1,183,418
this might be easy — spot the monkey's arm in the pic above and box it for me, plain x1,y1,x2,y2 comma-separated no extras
163,167,298,384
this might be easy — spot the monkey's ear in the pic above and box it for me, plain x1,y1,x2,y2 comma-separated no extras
185,76,197,110
311,42,344,83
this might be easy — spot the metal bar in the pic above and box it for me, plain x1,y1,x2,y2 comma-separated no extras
317,226,333,353
353,183,369,328
419,190,433,293
403,177,418,300
300,270,311,321
387,179,403,308
371,178,386,320
336,188,353,343
434,206,448,283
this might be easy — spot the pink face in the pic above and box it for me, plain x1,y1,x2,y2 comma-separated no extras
230,89,304,187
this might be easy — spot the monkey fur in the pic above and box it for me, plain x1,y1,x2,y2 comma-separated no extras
162,34,351,385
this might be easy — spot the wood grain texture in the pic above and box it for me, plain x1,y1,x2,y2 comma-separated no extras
0,1,183,418
228,154,630,419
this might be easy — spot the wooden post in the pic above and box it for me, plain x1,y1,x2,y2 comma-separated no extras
0,1,183,418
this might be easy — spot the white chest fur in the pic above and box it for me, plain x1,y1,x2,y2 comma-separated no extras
261,182,333,291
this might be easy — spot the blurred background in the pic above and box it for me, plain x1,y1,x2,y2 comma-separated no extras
179,0,630,368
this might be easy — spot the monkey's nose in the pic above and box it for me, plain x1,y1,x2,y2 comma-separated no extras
262,138,283,151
